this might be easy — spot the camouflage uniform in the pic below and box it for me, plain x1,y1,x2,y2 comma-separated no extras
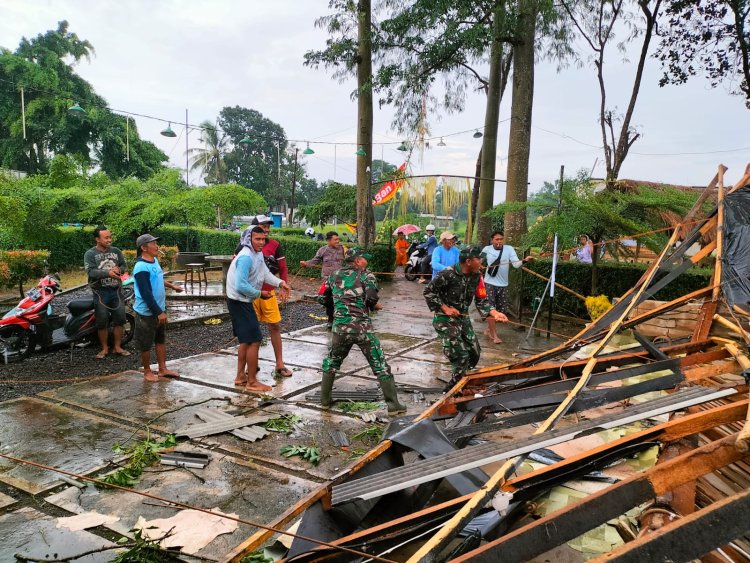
424,253,493,387
321,249,406,415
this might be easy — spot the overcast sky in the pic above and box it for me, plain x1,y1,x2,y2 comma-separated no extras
2,0,749,201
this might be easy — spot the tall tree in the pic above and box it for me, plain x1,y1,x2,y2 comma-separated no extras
503,0,540,244
0,21,167,179
95,113,167,180
656,0,750,108
0,21,103,173
357,0,376,245
477,2,514,245
559,0,663,184
218,106,288,204
186,120,229,184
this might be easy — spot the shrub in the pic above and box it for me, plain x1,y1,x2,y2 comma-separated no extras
0,250,50,296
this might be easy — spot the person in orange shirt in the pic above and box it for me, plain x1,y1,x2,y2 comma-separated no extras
394,231,409,268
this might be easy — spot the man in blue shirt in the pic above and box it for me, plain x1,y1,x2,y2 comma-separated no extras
431,231,460,280
227,226,291,393
132,234,184,382
481,230,531,343
416,224,437,283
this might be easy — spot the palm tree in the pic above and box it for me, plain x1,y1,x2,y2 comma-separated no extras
186,120,229,184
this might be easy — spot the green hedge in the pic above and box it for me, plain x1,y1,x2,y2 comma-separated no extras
12,224,396,278
519,259,713,318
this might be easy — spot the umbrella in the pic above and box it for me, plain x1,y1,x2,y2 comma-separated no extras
393,224,421,236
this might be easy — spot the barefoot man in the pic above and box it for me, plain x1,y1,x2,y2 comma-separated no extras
481,231,531,343
227,226,291,393
132,234,184,382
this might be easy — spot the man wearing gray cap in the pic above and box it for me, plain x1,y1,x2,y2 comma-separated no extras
132,233,184,382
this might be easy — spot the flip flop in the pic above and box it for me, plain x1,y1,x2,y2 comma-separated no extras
274,367,293,378
144,372,159,382
95,351,108,359
158,370,180,379
113,350,131,357
234,378,248,386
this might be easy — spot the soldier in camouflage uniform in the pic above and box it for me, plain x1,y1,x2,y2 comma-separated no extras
321,248,407,415
424,245,509,390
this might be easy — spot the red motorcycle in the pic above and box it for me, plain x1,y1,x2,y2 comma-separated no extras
0,274,135,362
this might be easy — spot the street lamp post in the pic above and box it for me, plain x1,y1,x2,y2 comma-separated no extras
288,146,299,226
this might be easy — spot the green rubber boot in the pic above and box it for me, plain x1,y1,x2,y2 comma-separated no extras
380,378,407,416
320,371,335,408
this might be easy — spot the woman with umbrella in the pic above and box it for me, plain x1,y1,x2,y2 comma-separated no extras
395,231,409,268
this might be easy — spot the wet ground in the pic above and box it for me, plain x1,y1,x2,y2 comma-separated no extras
0,275,564,561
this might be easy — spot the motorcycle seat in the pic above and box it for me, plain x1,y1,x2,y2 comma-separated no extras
67,298,95,316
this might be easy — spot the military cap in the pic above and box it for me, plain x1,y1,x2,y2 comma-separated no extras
345,247,374,262
459,244,486,262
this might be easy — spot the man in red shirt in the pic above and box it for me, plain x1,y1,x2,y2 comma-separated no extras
250,215,292,378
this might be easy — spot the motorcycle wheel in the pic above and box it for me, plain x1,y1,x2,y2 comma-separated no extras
120,313,136,346
0,326,36,359
404,264,418,281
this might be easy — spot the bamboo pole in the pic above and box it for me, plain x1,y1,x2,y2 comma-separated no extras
521,266,586,301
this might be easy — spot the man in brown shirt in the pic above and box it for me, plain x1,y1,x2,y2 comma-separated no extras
300,231,346,329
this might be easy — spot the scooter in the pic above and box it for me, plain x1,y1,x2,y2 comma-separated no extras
404,242,432,282
0,273,135,362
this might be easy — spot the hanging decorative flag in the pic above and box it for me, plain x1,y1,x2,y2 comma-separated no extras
373,163,407,206
345,223,357,234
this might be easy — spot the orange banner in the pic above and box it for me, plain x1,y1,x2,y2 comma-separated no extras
372,163,407,206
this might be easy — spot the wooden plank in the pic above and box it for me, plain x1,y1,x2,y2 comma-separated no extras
712,166,725,301
452,433,749,563
678,167,724,239
726,162,750,195
590,487,750,563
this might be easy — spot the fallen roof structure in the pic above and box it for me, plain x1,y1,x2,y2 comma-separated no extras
227,164,750,563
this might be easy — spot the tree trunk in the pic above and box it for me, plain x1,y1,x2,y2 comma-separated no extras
465,147,482,244
504,0,538,245
591,235,600,294
476,2,509,246
356,0,375,246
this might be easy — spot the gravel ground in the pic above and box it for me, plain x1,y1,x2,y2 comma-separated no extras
0,294,326,402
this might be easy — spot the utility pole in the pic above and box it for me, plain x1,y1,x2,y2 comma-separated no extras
288,146,299,226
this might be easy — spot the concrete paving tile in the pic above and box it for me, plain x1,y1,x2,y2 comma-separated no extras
160,353,301,394
199,402,370,480
285,324,331,345
39,371,237,435
0,398,136,494
372,311,438,338
45,445,316,561
401,340,451,364
350,357,453,388
0,507,116,562
223,339,368,373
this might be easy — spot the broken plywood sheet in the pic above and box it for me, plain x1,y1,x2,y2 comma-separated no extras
0,398,136,494
134,507,238,554
44,445,316,561
0,507,116,562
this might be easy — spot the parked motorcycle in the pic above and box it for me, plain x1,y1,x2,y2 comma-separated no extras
0,274,135,362
404,242,432,282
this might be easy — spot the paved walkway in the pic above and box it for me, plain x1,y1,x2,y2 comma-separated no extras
0,276,561,561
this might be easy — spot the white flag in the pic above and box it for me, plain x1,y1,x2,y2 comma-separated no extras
550,234,558,298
